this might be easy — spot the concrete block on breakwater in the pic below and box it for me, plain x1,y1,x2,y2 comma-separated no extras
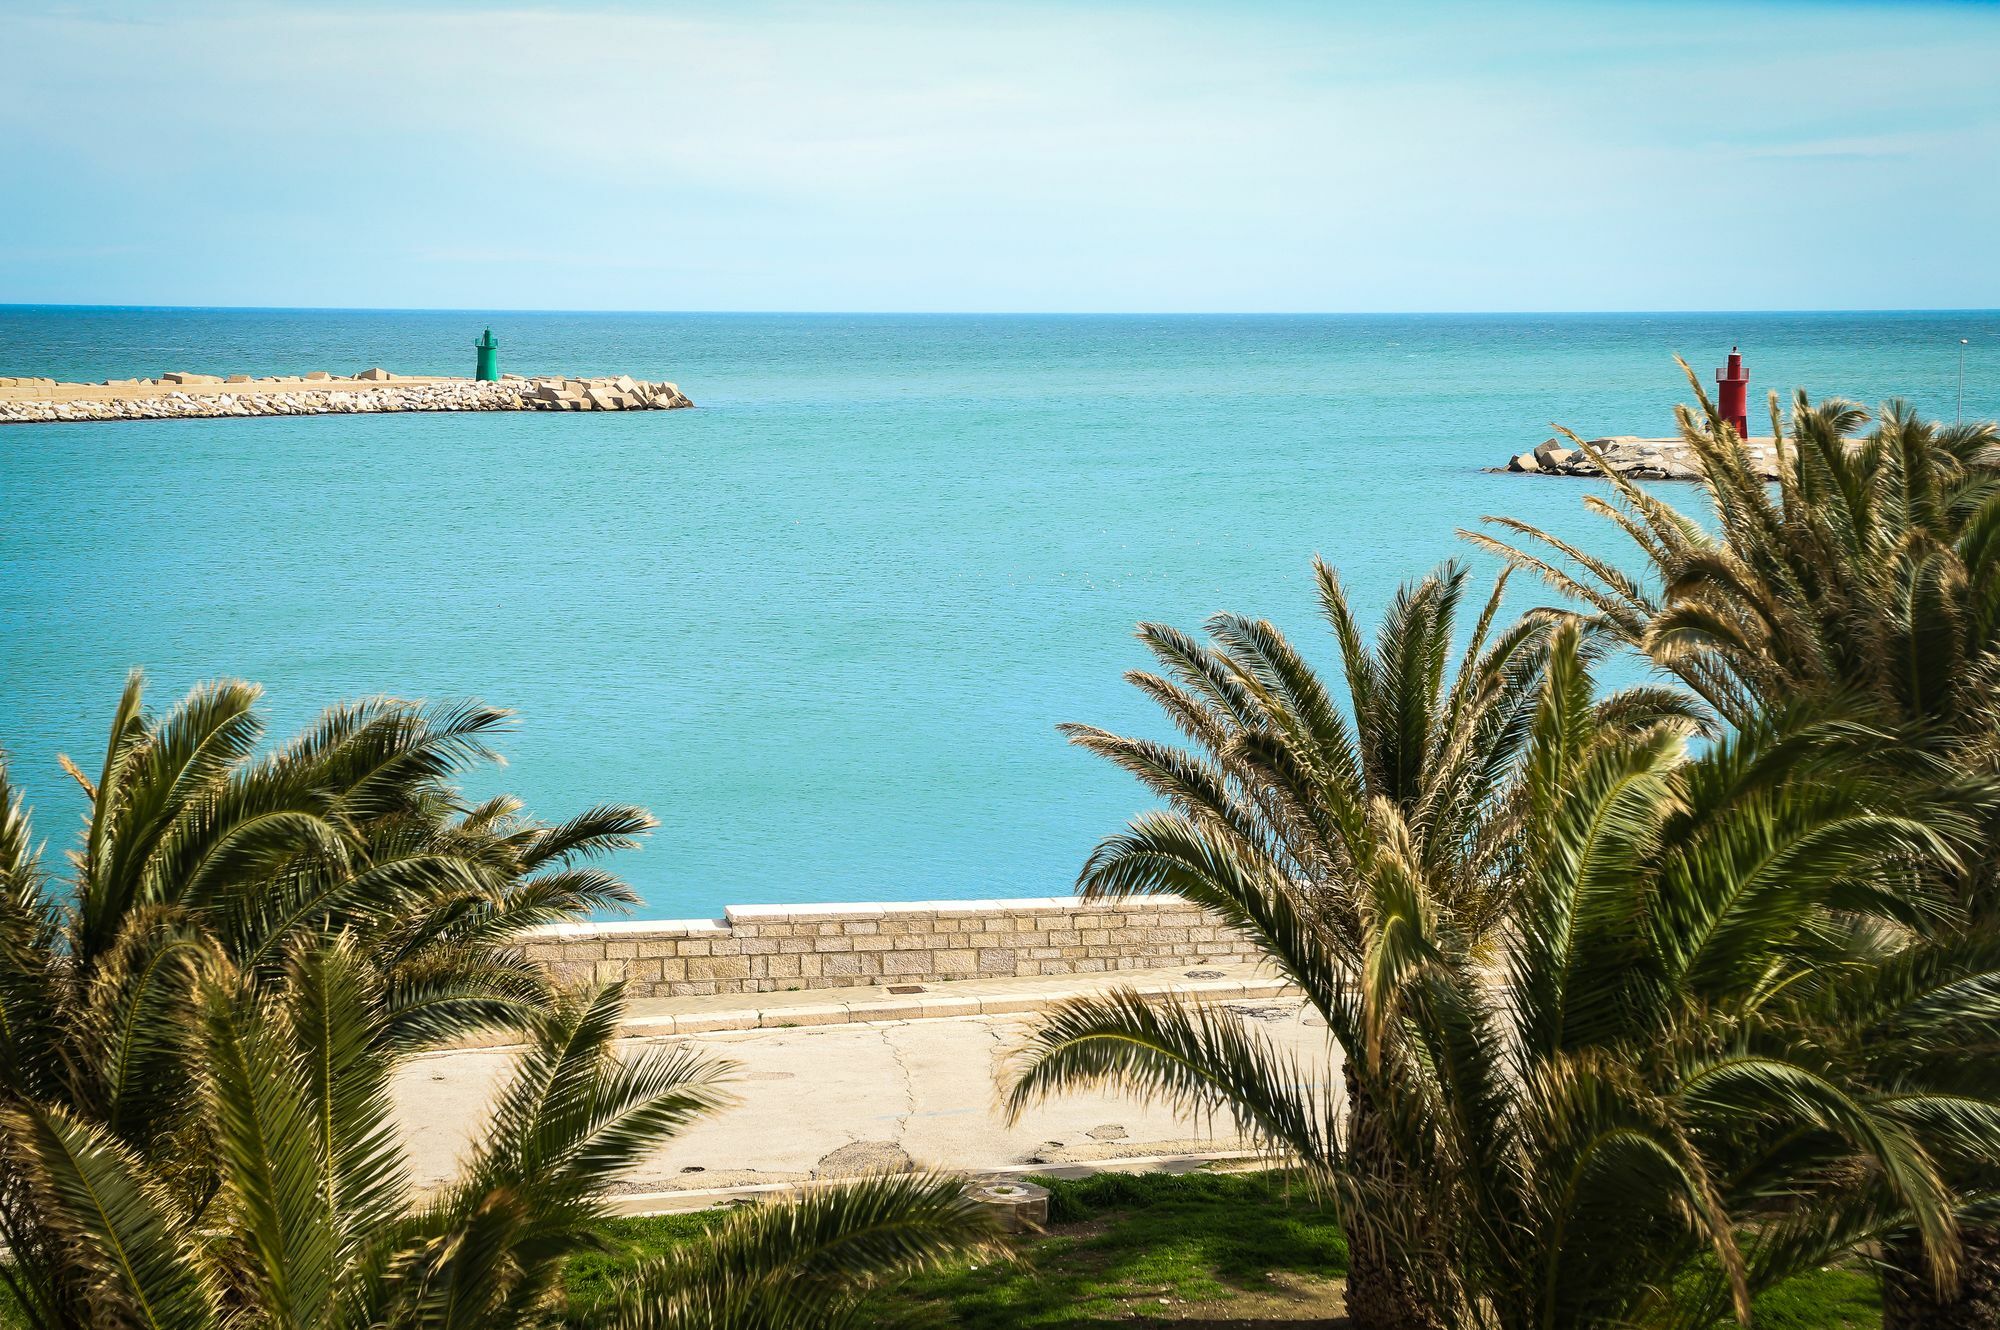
0,371,694,425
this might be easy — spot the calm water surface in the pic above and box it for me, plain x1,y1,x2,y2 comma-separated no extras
3,309,1995,916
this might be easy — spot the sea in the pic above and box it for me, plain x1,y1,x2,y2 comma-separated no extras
2,309,1994,918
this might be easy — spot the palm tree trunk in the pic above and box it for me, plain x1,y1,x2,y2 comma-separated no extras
1882,1226,2000,1330
1342,1063,1447,1330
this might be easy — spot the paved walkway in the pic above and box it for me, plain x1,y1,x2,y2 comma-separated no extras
394,969,1335,1215
450,961,1292,1044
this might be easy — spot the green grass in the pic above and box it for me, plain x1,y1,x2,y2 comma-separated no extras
869,1170,1351,1327
565,1170,1347,1326
0,1169,1891,1329
1745,1267,1883,1330
568,1169,1887,1329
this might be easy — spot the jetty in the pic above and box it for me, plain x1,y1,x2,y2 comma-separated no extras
1503,434,1780,481
0,370,693,425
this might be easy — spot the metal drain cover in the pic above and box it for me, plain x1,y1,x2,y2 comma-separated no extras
1184,969,1225,979
887,984,927,994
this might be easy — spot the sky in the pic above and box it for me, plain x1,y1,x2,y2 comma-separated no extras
3,0,1999,312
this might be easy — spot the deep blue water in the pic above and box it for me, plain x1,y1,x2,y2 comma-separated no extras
2,309,1995,918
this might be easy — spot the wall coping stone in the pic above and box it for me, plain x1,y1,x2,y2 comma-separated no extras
525,916,729,939
525,895,1192,939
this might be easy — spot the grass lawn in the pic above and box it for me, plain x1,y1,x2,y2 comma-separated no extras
566,1169,1886,1328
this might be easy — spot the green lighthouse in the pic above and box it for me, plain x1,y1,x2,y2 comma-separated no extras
474,329,499,382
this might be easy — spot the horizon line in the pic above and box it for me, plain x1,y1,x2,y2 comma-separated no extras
4,302,2000,320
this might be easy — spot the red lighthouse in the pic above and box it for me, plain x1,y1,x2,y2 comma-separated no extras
1716,346,1750,440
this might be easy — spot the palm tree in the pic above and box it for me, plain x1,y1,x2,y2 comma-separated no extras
3,934,996,1330
1011,620,2000,1329
1039,560,1698,1329
1474,368,2000,1325
0,673,656,1324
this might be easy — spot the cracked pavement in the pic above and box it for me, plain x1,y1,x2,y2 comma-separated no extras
392,998,1339,1197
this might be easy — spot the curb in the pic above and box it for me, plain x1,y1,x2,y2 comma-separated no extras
601,1150,1268,1216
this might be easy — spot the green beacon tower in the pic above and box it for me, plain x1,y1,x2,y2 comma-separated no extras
474,329,500,382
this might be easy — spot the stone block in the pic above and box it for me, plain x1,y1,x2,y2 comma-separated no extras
932,948,978,975
354,367,393,381
977,948,1017,974
688,955,751,981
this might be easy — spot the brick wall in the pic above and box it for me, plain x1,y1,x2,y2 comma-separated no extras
519,896,1259,998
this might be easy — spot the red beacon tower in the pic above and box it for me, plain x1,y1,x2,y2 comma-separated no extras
1716,346,1750,439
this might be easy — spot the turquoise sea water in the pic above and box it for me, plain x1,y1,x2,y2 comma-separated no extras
3,309,1996,918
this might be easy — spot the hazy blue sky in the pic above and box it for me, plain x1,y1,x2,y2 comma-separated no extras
4,0,1998,311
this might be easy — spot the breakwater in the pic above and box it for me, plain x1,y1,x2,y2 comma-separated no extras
0,371,693,425
1503,434,1780,481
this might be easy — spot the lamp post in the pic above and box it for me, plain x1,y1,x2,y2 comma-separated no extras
1961,338,1970,426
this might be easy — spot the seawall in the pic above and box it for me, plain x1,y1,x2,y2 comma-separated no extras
521,895,1257,998
0,371,692,424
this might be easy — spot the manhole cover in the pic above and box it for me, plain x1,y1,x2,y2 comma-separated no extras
1185,969,1224,979
887,984,926,994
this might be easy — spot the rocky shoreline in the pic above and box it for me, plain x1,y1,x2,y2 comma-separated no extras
0,372,693,425
1501,434,1779,481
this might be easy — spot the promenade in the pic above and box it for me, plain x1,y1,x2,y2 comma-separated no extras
395,965,1329,1215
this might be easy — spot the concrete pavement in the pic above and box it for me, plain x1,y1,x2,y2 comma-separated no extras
392,989,1339,1215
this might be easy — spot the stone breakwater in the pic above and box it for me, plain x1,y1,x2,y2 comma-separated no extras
1502,434,1779,481
523,895,1262,998
0,371,693,425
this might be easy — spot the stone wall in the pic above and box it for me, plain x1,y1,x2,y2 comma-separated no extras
520,896,1258,998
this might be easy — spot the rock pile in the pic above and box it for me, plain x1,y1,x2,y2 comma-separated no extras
522,376,691,412
1505,435,1779,482
0,375,693,425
